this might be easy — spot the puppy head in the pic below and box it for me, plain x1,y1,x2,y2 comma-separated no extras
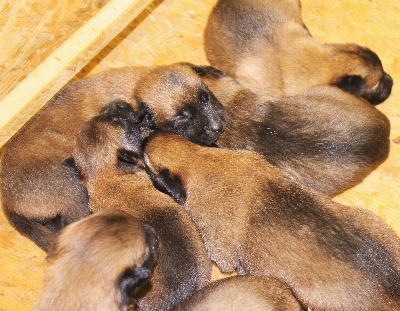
41,209,158,310
134,63,227,146
72,101,149,182
331,44,393,105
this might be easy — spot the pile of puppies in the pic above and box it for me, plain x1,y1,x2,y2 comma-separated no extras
1,0,398,310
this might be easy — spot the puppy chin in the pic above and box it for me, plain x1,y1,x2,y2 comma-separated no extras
364,72,393,105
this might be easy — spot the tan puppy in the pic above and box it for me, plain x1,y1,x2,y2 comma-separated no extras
35,209,158,311
144,133,400,310
71,102,212,310
174,275,303,310
195,66,390,195
204,0,393,104
0,62,227,251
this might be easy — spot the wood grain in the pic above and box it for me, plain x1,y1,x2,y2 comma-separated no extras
0,0,399,309
0,0,154,147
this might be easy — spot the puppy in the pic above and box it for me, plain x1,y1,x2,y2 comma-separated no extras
174,275,302,310
144,133,400,310
35,209,158,311
204,0,393,103
0,62,227,251
196,66,390,195
71,102,212,310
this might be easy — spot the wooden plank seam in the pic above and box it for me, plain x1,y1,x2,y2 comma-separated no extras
0,0,154,148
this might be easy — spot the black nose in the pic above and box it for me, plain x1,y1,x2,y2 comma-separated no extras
209,120,224,133
364,72,393,105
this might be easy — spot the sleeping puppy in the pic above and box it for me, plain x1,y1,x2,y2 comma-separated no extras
198,67,390,195
204,0,393,103
144,133,400,310
0,62,227,252
71,102,212,310
174,275,302,310
35,209,158,311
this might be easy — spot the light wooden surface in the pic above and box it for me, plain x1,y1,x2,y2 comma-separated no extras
0,0,105,101
0,0,399,309
0,0,154,147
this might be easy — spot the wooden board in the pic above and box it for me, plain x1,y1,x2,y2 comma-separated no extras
0,0,154,147
0,0,399,309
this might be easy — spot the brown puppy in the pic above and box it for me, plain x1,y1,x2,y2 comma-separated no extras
0,62,227,251
35,209,158,311
174,275,302,311
196,66,390,195
144,133,400,310
71,102,212,310
204,0,393,103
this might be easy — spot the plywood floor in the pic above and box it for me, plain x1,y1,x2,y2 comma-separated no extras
1,0,399,309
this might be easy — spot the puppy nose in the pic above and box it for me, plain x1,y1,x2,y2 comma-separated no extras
211,121,223,132
366,72,393,105
383,72,393,90
207,120,224,133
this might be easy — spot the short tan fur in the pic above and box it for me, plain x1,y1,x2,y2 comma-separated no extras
144,133,400,310
204,0,393,104
71,103,212,310
0,63,226,251
174,275,302,311
35,209,158,311
197,67,390,195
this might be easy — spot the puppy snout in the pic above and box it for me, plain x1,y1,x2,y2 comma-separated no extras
383,72,393,91
207,119,224,133
365,72,393,105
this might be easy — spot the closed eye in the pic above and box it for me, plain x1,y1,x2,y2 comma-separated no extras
117,149,141,172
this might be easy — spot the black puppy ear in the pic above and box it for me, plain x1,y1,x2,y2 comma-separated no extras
189,64,225,78
98,101,138,125
334,75,365,97
137,101,156,131
118,266,152,306
62,157,76,168
117,223,158,307
142,223,159,270
149,168,187,205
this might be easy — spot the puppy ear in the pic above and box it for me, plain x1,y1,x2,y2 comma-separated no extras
98,101,138,125
149,168,187,205
62,157,76,168
117,224,158,307
137,100,156,130
141,223,159,270
118,266,152,306
334,75,365,97
189,64,225,78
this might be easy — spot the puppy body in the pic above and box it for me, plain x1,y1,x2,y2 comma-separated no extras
35,209,158,311
0,62,226,251
174,275,302,311
72,104,212,310
144,133,400,310
199,67,390,195
204,0,393,103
